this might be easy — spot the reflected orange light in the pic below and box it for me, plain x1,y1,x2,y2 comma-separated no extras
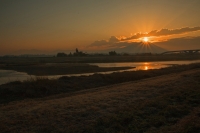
145,66,148,70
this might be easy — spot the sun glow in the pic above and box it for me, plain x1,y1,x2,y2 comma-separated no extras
143,37,149,42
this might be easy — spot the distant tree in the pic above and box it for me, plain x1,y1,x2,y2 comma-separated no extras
123,53,130,56
57,52,67,57
73,48,87,56
68,52,72,57
109,51,117,56
76,48,79,53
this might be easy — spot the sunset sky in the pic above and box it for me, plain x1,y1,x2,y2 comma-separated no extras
1,0,200,55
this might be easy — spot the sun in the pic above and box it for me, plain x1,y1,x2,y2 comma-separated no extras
143,37,149,43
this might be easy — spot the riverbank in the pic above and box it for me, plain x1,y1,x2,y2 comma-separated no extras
1,63,200,104
0,63,133,76
0,63,199,133
1,55,200,76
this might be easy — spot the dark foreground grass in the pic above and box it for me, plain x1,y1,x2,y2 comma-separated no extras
92,81,200,133
1,63,200,104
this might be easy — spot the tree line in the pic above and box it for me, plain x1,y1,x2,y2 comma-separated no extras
57,48,87,57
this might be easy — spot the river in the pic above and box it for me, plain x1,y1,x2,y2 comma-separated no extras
0,60,200,85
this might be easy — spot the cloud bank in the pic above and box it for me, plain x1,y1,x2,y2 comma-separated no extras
89,26,200,48
90,36,120,47
123,27,200,41
148,27,200,36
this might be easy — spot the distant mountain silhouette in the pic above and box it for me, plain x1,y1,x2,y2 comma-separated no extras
88,36,200,54
100,43,167,54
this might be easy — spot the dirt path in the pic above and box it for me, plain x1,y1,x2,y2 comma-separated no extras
0,69,200,132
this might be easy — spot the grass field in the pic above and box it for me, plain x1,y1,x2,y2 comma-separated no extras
0,63,200,132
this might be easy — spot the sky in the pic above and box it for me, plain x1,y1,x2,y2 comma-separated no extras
0,0,200,55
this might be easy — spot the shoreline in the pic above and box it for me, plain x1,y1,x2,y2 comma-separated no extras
0,59,200,76
0,63,134,76
1,62,200,104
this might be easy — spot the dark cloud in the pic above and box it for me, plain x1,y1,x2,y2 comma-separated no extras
90,40,108,47
109,36,120,43
89,36,120,47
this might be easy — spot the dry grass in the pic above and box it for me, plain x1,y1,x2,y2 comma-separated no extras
0,67,200,132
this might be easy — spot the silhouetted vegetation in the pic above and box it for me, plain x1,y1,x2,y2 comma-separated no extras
73,48,87,56
56,48,88,57
56,52,67,57
109,50,117,56
1,54,200,64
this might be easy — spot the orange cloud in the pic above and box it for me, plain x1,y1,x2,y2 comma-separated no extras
123,27,200,41
89,26,200,48
148,27,200,36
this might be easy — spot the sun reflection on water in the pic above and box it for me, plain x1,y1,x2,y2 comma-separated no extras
144,66,149,70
